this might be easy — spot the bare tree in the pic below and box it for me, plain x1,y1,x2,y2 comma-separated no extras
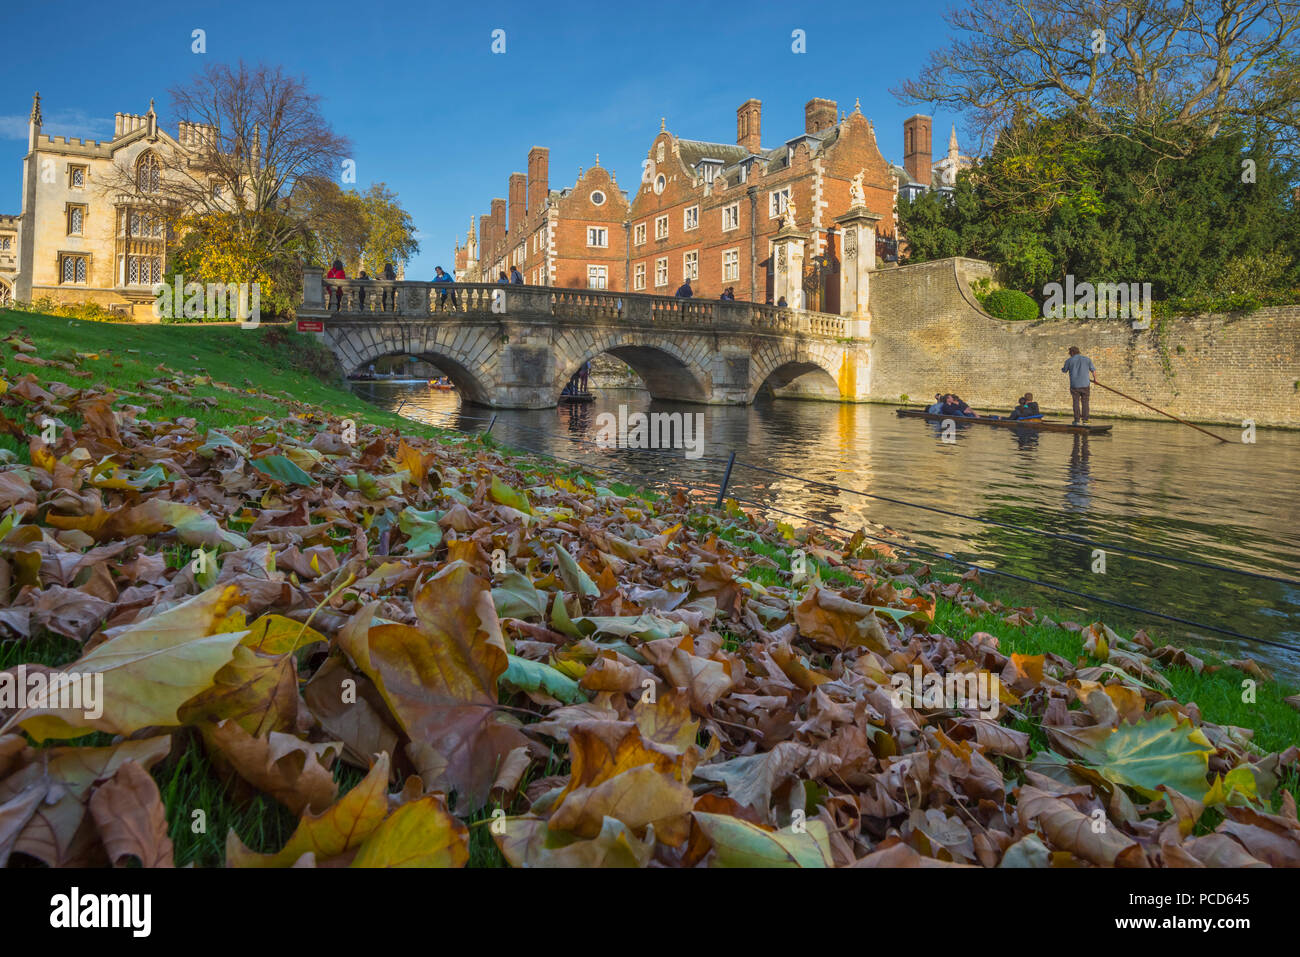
893,0,1300,161
100,61,351,271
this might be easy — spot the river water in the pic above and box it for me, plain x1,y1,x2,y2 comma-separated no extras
351,380,1300,680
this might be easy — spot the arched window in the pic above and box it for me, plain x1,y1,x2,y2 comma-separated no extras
0,281,10,306
136,152,160,193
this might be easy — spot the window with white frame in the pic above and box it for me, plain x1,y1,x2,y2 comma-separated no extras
633,262,646,290
61,254,87,284
587,265,608,289
721,203,739,232
633,222,646,245
722,248,740,281
654,215,668,240
587,226,608,248
683,205,699,230
769,188,790,218
654,257,668,287
683,250,698,281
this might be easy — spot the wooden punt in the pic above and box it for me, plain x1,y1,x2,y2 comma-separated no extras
895,409,1112,434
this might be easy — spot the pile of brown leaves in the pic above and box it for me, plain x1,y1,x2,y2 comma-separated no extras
0,353,1297,868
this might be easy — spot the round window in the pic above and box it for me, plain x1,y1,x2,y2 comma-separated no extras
654,174,666,195
590,190,605,206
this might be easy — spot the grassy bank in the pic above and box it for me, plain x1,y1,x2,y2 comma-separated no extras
1,309,1296,868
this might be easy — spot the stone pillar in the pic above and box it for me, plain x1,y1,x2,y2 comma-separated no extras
301,265,324,313
771,223,809,311
834,206,881,338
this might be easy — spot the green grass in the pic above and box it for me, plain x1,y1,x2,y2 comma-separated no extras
0,310,450,443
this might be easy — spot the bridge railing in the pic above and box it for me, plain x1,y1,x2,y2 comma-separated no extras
300,267,848,337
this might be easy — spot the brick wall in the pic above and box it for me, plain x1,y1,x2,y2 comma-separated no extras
868,258,1300,428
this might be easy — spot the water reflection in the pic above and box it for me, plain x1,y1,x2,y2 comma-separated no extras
350,381,1300,679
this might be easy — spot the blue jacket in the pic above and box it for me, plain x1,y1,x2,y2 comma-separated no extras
675,283,693,298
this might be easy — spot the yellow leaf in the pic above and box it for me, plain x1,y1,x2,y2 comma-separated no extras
350,795,469,867
226,753,391,867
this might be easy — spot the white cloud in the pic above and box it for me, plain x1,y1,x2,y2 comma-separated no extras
0,108,114,142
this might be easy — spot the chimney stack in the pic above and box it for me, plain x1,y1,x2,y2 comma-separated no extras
736,99,762,154
508,172,527,237
904,114,932,186
804,98,837,134
490,198,506,259
527,146,549,217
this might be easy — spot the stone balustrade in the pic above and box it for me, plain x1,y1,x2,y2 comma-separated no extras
301,266,848,339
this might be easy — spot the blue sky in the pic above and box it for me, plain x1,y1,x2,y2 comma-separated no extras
0,0,966,278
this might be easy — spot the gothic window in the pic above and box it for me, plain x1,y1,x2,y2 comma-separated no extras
136,152,160,193
70,166,86,188
68,206,84,235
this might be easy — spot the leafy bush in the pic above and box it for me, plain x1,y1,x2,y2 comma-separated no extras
4,298,131,322
982,288,1040,321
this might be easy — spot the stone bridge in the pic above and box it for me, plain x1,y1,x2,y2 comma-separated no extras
298,267,873,409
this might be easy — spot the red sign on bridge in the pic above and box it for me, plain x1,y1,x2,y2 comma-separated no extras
297,319,324,333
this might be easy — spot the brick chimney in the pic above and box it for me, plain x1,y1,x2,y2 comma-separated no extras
805,98,837,134
904,114,932,186
478,214,491,261
490,198,506,258
508,172,527,236
527,146,549,216
737,99,762,154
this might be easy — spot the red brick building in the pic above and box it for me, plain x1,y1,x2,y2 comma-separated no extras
455,148,630,290
453,97,962,310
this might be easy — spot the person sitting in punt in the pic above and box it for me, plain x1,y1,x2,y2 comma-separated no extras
938,395,975,417
1010,393,1042,419
926,393,945,414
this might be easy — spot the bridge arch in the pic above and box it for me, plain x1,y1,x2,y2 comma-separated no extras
326,323,500,405
747,341,846,403
553,328,712,403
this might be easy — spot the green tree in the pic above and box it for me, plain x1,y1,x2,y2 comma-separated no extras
358,183,420,274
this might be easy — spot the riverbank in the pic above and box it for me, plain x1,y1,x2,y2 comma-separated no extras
1,309,1297,868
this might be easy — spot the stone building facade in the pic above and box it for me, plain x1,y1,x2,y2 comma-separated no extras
1,93,210,318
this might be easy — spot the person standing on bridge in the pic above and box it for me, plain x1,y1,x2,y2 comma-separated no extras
675,278,693,298
498,270,509,283
1061,345,1097,425
381,262,397,311
325,259,346,310
510,266,523,284
433,266,456,310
